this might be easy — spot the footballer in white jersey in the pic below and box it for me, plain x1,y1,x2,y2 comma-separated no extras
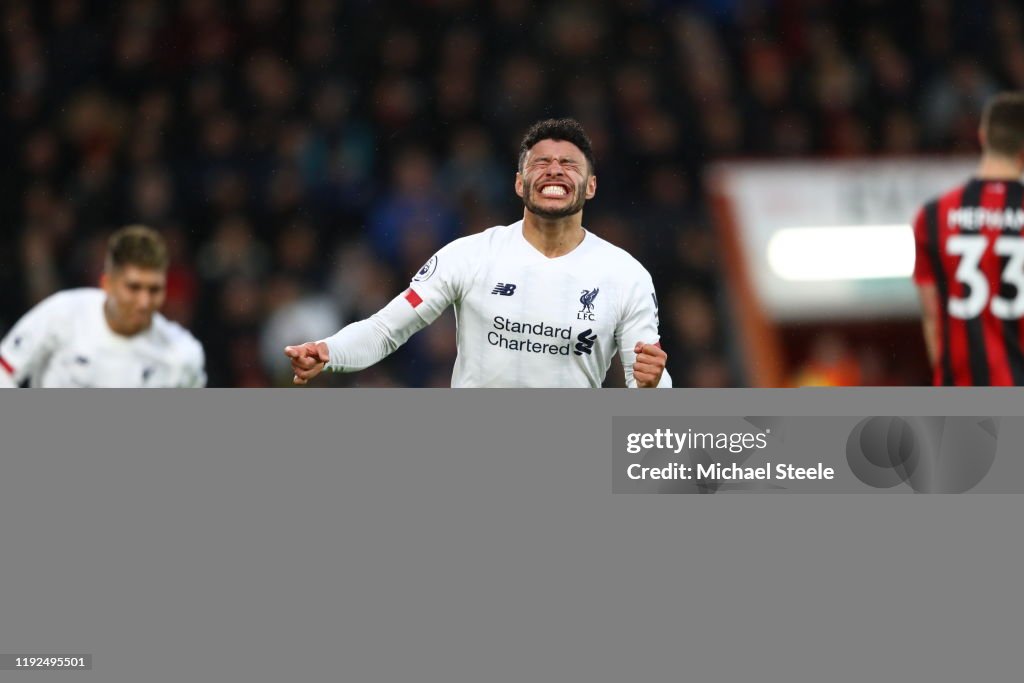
0,225,206,388
0,289,205,388
286,118,669,388
377,221,664,387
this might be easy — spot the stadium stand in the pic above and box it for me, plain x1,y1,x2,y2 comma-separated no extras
2,0,1019,386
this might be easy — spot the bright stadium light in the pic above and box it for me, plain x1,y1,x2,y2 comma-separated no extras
766,225,915,281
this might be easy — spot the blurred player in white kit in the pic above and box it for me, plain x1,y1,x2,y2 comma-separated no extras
0,225,206,388
286,118,670,388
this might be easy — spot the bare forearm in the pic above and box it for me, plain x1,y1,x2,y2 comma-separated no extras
921,318,938,368
917,285,941,369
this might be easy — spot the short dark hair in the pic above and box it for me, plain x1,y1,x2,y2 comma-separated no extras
982,93,1024,158
518,118,595,174
106,225,169,272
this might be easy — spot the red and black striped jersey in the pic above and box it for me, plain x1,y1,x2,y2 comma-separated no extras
913,178,1024,385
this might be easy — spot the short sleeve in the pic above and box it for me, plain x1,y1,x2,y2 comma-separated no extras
912,205,935,286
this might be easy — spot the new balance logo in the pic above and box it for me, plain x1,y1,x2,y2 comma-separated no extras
491,283,517,296
574,329,597,356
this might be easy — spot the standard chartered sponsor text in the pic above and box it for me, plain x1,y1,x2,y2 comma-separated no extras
489,316,573,355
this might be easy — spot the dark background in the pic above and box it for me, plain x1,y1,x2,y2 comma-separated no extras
1,0,1017,386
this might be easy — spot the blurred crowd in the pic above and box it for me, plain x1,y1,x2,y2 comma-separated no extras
1,0,1020,386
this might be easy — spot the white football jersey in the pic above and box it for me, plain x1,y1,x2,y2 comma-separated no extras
407,221,668,387
0,288,206,388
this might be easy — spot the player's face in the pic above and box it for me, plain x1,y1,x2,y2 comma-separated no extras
101,265,167,336
516,139,597,219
